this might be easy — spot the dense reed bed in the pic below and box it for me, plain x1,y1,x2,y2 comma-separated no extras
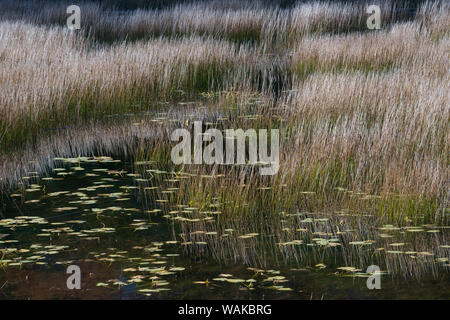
0,21,273,153
1,0,448,204
0,0,432,46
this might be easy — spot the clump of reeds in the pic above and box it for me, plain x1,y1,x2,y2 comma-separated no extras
0,21,269,154
0,0,425,47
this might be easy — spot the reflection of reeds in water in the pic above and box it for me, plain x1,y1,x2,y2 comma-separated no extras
144,172,449,279
129,105,448,280
0,105,228,189
133,160,448,280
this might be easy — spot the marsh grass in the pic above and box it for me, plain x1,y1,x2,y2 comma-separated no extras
0,1,430,46
1,1,448,156
129,147,447,279
0,0,448,281
0,22,276,153
0,106,447,279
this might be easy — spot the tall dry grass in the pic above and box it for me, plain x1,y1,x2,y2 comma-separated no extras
0,0,424,47
285,21,449,199
0,0,448,218
0,21,265,153
121,8,448,229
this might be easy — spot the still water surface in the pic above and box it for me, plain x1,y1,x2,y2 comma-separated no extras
0,158,448,299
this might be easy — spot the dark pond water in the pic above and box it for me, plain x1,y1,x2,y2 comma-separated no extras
0,157,449,300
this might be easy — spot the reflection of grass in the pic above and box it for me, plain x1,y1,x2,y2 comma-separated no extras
130,147,447,279
0,111,447,280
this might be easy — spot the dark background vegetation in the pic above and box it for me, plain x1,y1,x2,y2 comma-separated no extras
1,0,434,11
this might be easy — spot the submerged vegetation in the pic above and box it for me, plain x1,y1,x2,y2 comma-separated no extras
0,0,449,299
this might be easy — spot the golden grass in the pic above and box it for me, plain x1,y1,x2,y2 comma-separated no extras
0,1,448,280
0,21,264,153
0,0,448,220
